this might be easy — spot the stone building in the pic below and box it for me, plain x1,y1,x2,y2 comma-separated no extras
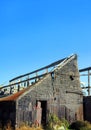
0,54,83,128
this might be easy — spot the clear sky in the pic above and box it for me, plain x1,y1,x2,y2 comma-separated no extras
0,0,91,85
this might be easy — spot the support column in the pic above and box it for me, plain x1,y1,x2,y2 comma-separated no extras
88,70,90,95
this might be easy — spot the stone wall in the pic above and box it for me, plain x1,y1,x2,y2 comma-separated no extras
16,55,83,126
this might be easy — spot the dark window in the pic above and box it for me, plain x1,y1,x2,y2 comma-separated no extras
70,75,74,80
51,72,54,80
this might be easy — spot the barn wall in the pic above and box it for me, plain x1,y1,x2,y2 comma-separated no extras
56,56,83,122
16,55,83,126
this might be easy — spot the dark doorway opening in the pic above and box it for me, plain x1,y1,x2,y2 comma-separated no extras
0,101,16,129
41,101,47,125
83,96,91,122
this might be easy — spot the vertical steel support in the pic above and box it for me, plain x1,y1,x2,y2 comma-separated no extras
88,70,90,95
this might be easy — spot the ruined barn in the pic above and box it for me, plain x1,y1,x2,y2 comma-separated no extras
0,54,83,128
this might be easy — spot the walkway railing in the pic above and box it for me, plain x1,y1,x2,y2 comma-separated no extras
0,58,66,97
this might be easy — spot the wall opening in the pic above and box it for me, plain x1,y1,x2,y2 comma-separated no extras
41,101,47,125
0,101,16,129
70,75,74,80
83,96,91,122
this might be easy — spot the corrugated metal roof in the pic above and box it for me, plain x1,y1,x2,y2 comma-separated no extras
0,87,29,101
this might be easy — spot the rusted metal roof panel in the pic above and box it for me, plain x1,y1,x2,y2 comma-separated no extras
0,88,29,101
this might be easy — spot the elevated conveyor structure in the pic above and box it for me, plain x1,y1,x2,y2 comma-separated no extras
0,56,67,98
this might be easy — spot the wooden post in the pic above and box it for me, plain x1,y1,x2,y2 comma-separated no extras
88,70,90,96
34,101,42,126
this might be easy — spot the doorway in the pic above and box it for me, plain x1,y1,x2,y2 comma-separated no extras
41,101,47,125
0,101,16,128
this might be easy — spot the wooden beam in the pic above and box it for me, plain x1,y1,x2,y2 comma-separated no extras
9,58,66,82
79,67,91,72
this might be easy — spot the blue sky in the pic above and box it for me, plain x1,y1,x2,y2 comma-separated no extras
0,0,91,85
